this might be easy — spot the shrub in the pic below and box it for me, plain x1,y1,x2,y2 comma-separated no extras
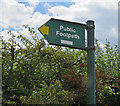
2,26,120,104
20,80,74,104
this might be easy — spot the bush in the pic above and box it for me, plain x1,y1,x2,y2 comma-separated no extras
2,26,120,104
20,80,74,104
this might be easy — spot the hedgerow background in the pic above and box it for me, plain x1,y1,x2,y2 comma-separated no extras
2,25,120,104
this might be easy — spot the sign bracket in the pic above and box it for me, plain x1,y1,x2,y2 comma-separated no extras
85,46,95,51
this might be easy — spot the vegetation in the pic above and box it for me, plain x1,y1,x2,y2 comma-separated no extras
2,25,120,104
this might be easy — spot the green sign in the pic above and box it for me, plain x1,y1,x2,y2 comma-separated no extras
38,18,86,49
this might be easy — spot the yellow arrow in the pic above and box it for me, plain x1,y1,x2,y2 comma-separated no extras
38,25,49,35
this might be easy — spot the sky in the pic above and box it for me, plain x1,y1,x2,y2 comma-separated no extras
0,0,119,48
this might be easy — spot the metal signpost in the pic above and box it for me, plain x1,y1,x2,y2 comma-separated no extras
86,20,95,104
38,18,95,104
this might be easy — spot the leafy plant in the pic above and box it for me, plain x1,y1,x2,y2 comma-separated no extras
2,25,120,104
20,80,74,104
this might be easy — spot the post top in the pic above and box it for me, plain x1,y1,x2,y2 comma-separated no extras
86,20,94,24
86,20,94,22
86,20,95,27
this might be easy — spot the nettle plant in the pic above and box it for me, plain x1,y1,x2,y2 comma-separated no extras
2,25,120,104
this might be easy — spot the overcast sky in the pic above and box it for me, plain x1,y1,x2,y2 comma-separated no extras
0,0,119,48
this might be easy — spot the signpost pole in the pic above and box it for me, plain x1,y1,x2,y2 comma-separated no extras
86,20,95,104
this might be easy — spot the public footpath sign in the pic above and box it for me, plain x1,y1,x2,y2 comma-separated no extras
38,18,95,104
38,18,86,50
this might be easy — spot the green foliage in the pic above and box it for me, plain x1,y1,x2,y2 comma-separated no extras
20,80,74,104
95,39,120,77
95,68,120,104
2,25,120,104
